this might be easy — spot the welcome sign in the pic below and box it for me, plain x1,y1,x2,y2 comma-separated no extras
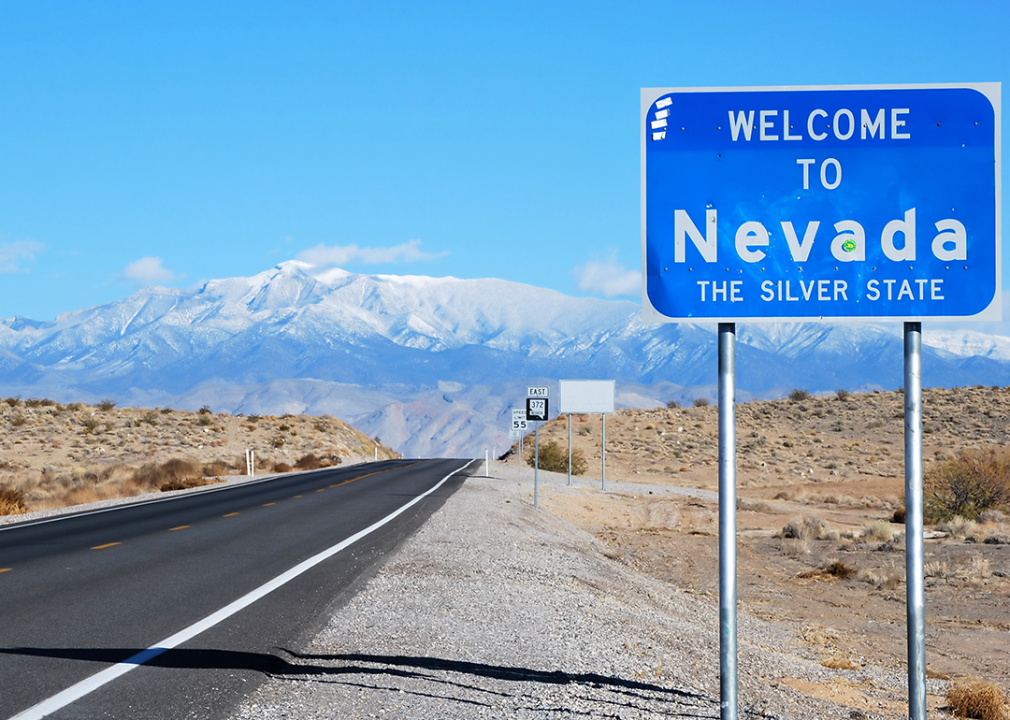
641,84,1001,322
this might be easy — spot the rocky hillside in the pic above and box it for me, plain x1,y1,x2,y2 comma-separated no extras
520,385,1010,490
0,397,399,514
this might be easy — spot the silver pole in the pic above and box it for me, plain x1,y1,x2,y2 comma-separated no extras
534,423,539,508
567,413,572,486
601,413,607,491
904,321,926,720
718,322,737,720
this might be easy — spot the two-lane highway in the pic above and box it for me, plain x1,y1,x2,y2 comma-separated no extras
0,458,476,719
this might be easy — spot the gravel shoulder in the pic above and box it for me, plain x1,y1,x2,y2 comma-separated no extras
228,463,917,719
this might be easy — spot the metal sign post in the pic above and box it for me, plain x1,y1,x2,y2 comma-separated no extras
534,422,539,508
511,409,527,473
642,83,1000,720
567,414,572,486
718,323,737,720
905,322,926,718
526,392,549,509
601,413,607,491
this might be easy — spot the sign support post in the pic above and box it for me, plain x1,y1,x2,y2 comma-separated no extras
601,414,607,491
567,414,572,486
904,322,926,720
718,323,738,720
534,422,539,508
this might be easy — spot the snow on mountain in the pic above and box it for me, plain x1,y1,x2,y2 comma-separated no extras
1,261,1008,457
922,329,1010,362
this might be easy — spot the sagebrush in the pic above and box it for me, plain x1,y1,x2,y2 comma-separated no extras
925,447,1010,522
527,441,588,475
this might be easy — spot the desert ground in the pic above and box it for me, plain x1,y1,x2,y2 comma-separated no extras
508,386,1010,716
2,388,1009,716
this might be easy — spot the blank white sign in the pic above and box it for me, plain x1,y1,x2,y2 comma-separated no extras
559,380,615,414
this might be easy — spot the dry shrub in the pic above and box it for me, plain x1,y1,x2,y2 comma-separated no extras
294,453,324,470
979,509,1008,525
0,485,28,515
781,537,812,557
821,657,861,670
948,677,1010,720
860,519,895,542
130,458,211,492
941,516,980,539
527,441,588,475
202,460,235,477
796,560,856,581
957,556,992,585
925,560,952,579
273,462,292,473
926,447,1010,522
857,566,903,591
781,516,834,540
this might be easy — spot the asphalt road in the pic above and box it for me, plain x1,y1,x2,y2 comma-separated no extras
0,458,476,719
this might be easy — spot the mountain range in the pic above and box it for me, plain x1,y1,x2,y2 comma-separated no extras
1,260,1008,457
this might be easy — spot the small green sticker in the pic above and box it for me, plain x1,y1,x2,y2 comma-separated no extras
841,238,857,253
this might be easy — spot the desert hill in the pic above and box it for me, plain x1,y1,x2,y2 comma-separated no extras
0,398,399,515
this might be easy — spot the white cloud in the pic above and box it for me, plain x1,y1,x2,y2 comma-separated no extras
295,239,447,267
121,256,179,285
574,252,641,298
0,239,44,273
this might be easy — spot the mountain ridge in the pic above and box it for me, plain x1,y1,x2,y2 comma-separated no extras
1,261,1007,456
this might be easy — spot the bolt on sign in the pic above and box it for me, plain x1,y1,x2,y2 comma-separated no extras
641,84,1001,323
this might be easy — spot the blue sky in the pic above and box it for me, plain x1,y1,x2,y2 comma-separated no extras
0,0,1006,324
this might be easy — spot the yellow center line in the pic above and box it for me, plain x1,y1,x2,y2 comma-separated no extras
316,488,325,492
293,495,303,498
0,568,11,574
223,512,239,517
327,462,423,490
263,502,275,506
92,542,121,550
169,525,190,531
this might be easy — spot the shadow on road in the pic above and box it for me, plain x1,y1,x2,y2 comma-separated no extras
2,647,739,718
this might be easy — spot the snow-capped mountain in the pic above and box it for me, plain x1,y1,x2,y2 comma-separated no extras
1,261,1007,457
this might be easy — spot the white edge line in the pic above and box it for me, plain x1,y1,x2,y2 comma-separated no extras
10,458,479,720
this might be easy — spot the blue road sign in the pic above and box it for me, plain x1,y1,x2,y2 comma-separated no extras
641,84,1001,322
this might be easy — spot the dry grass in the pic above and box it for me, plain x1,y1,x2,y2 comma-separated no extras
0,485,28,515
948,677,1010,720
941,516,981,538
856,565,903,591
860,519,896,542
781,537,813,556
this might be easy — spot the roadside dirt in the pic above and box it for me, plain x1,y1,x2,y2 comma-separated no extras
514,387,1010,716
